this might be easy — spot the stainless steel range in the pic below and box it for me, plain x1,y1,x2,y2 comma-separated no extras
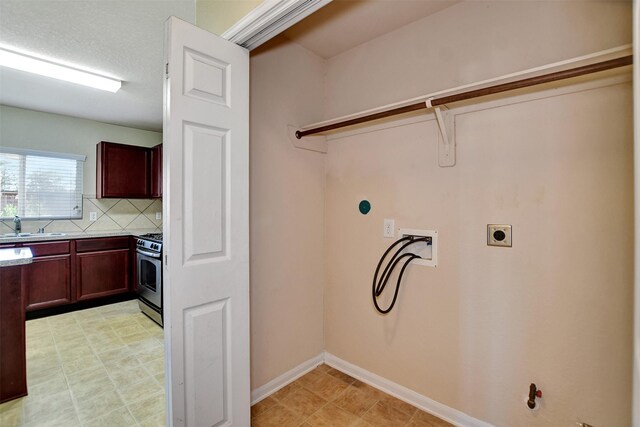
135,233,163,326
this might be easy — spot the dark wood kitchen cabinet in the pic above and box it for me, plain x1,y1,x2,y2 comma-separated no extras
75,237,130,301
97,141,151,198
150,143,162,198
22,241,72,311
0,265,27,403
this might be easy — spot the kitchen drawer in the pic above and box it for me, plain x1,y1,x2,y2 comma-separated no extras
76,237,130,253
28,241,70,257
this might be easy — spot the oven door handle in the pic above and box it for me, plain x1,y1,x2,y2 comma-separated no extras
136,248,162,259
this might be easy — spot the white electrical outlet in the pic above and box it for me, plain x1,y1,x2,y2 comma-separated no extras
89,212,97,221
156,212,162,220
383,219,395,238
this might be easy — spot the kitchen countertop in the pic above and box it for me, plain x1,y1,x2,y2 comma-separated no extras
0,247,33,267
0,229,159,244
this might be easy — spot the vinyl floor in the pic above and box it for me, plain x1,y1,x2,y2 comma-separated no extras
251,364,454,427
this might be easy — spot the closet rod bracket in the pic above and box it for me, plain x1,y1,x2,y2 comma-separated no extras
427,99,456,167
288,125,327,153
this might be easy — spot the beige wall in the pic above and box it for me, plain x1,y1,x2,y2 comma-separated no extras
249,38,326,389
324,0,632,118
322,1,633,426
0,105,162,233
196,0,262,35
248,0,633,424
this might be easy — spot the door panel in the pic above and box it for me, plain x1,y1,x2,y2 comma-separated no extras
164,17,250,426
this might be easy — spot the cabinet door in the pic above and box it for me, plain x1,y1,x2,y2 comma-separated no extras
97,141,151,198
76,249,130,300
23,255,72,311
151,143,162,198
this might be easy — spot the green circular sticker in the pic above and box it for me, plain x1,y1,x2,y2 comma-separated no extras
359,200,371,215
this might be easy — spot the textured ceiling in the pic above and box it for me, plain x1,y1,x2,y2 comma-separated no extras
0,0,195,132
284,0,460,59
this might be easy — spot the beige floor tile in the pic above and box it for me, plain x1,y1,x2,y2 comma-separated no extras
65,365,110,386
18,302,168,426
27,355,62,376
51,325,84,340
54,334,89,350
97,345,134,362
144,357,165,375
127,336,164,354
83,407,137,427
0,404,24,427
117,376,164,405
26,344,58,361
332,384,379,417
25,406,80,427
305,403,360,427
361,401,413,427
304,373,350,401
154,372,165,386
138,411,167,427
86,331,127,350
62,354,103,376
58,343,96,363
27,366,64,385
68,375,116,402
135,346,164,364
279,386,327,418
113,322,148,338
252,404,302,427
23,390,74,424
102,349,143,373
74,390,125,423
110,364,154,389
127,391,165,422
26,369,69,398
26,333,55,350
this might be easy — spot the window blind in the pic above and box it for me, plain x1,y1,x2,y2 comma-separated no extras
0,148,85,219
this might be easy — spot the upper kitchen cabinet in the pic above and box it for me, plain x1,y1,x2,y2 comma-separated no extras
97,141,151,198
150,143,162,198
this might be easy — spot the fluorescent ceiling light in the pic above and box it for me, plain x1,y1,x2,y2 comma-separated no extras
0,47,121,93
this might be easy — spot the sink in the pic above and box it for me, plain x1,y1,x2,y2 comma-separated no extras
0,233,66,239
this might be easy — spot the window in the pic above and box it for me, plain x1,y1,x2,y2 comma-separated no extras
0,147,85,219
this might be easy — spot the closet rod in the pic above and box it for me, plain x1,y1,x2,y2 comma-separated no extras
295,55,633,139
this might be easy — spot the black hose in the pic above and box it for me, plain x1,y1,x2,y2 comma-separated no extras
372,236,429,314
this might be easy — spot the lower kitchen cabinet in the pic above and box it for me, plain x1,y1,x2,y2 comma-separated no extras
23,255,72,311
22,240,73,312
76,237,130,301
1,236,135,312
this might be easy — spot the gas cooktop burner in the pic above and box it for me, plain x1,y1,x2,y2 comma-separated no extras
139,233,163,242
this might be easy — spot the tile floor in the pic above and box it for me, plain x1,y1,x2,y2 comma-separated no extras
1,301,451,427
0,300,166,427
251,364,453,427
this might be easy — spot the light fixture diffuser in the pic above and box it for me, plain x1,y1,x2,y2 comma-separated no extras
0,47,121,93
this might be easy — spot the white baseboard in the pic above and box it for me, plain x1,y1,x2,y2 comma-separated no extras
251,353,324,405
324,352,493,427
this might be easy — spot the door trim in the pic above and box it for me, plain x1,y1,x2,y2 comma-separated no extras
222,0,332,50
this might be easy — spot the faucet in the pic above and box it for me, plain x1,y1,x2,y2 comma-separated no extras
13,216,21,234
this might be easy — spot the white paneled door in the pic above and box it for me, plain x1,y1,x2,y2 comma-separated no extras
163,17,250,426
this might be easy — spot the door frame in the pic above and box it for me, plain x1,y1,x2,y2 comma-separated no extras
221,0,332,50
